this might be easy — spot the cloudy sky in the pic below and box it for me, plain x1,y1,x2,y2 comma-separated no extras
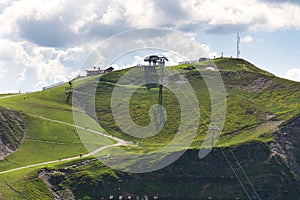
0,0,300,93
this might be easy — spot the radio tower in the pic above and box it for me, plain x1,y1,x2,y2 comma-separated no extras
237,32,241,58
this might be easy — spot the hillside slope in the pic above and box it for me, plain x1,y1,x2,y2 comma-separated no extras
32,116,300,199
37,58,300,200
88,58,300,148
0,58,299,199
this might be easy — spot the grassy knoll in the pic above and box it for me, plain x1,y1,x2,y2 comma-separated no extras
0,84,74,124
0,79,114,199
0,58,299,199
91,58,300,151
0,76,115,168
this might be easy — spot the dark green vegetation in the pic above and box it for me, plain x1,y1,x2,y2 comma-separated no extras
0,58,299,199
37,140,300,200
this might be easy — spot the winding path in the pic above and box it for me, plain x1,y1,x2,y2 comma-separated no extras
0,114,133,175
28,114,130,145
0,94,21,99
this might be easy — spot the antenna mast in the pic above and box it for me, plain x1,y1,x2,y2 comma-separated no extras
237,32,240,58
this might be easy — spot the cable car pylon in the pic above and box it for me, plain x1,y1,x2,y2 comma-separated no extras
144,55,169,130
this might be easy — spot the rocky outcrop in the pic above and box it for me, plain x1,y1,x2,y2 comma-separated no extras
39,169,75,200
0,108,25,159
40,141,300,200
245,77,273,92
270,114,300,179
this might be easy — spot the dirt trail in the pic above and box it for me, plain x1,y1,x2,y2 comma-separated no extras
0,114,133,175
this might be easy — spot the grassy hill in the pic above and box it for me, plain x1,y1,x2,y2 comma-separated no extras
92,58,299,148
0,58,299,199
0,79,112,199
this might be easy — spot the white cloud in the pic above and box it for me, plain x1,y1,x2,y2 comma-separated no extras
180,0,300,33
1,0,300,45
199,44,217,58
241,35,253,42
131,56,145,67
1,0,300,92
0,0,14,6
286,68,300,82
0,61,7,80
0,37,88,92
16,68,26,84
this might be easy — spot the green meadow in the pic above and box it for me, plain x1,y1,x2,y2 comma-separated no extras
0,58,299,199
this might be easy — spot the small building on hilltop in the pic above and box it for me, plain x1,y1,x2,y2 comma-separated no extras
86,67,105,76
85,67,114,76
104,66,114,73
85,66,114,77
199,57,210,61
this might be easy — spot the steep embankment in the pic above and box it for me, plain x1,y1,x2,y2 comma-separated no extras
271,115,300,180
34,58,300,200
0,108,25,159
37,137,300,199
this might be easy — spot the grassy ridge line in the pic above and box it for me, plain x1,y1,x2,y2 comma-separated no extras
94,58,300,149
0,58,299,199
1,59,298,155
